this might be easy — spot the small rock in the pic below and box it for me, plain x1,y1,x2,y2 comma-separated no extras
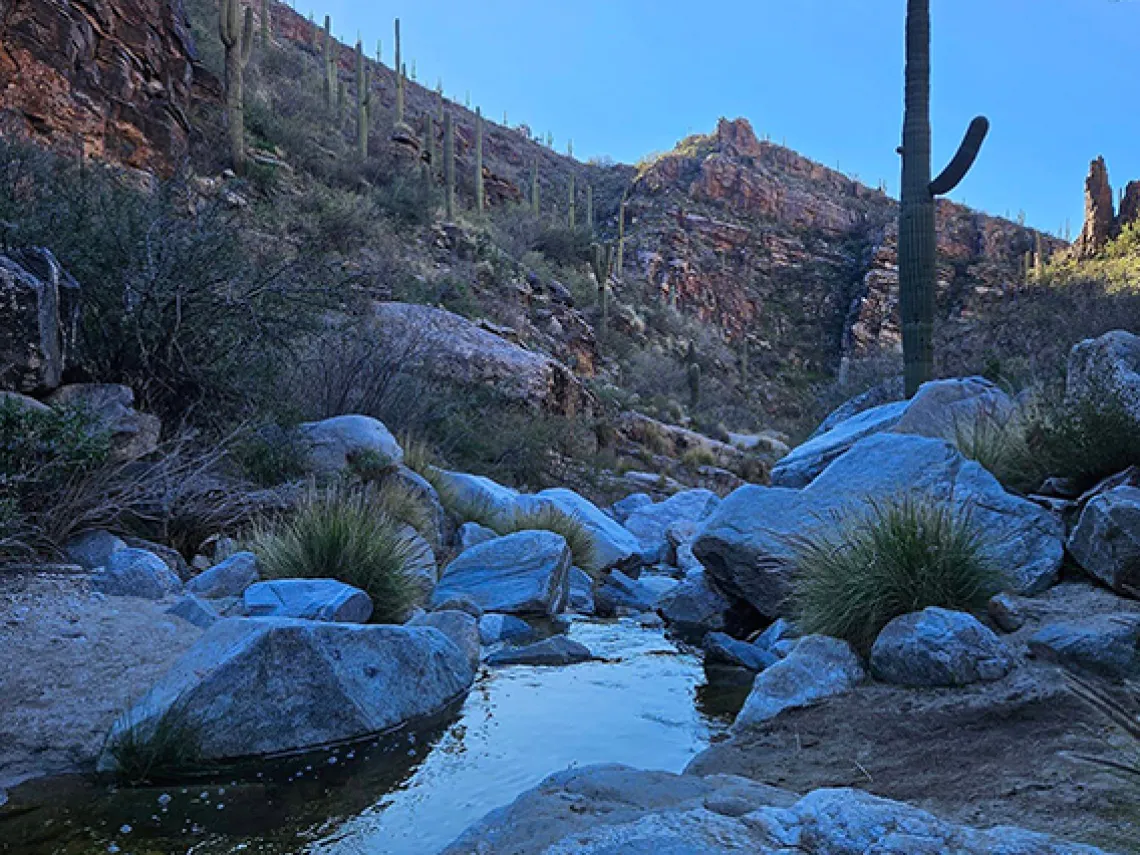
656,569,732,638
243,578,373,623
431,594,484,619
66,530,127,571
186,552,260,599
92,548,182,599
486,635,594,667
733,635,865,732
407,610,481,672
704,632,778,671
457,522,498,551
478,613,535,645
166,595,219,629
988,593,1028,633
1068,485,1140,597
870,608,1014,687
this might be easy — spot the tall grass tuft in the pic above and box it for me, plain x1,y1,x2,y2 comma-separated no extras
105,696,204,785
497,504,600,577
790,496,1001,652
373,478,439,547
1032,382,1140,491
953,402,1047,495
252,484,419,623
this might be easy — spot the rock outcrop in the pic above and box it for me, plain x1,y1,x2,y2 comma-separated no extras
0,249,80,394
0,0,203,173
1075,157,1118,259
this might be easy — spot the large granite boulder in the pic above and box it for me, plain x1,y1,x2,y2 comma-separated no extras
610,492,653,523
434,470,520,526
520,488,642,571
0,248,79,394
809,376,905,439
47,384,161,461
298,415,403,477
485,635,594,667
243,578,373,623
440,764,1110,855
704,632,778,671
186,552,260,599
91,548,182,599
1068,486,1140,597
694,433,1064,618
1029,614,1140,679
870,608,1014,687
622,489,720,564
772,377,1012,488
65,530,127,571
732,635,865,732
99,618,474,765
372,302,591,417
1066,330,1140,421
431,530,571,616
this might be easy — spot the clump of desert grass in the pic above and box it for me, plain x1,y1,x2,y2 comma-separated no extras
790,496,1001,652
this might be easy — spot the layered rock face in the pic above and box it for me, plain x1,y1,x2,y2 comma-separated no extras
625,118,1062,380
0,0,202,173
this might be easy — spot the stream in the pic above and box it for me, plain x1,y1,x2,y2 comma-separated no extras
1,618,749,855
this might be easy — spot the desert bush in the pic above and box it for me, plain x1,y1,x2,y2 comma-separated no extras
791,496,1000,652
252,484,419,623
532,224,592,268
497,504,600,577
105,695,205,785
233,423,311,486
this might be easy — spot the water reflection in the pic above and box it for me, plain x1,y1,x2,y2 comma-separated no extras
1,619,747,855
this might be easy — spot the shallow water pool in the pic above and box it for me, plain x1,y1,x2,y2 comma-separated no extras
1,619,748,855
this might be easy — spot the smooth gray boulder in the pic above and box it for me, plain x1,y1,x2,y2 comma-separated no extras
186,551,260,599
656,569,732,637
810,377,905,439
166,594,219,629
478,613,536,645
568,567,596,614
611,492,653,523
407,609,481,672
523,488,642,571
623,489,720,564
695,433,1065,618
772,399,908,488
1068,486,1140,597
1029,614,1140,679
773,377,1012,489
431,530,571,616
243,578,373,623
0,247,79,393
486,635,594,667
99,618,474,765
47,383,161,462
66,530,127,571
298,415,403,477
1066,329,1140,421
434,470,520,526
386,464,452,548
704,632,778,671
91,548,182,599
732,635,865,732
870,608,1014,687
440,764,1109,855
457,521,499,551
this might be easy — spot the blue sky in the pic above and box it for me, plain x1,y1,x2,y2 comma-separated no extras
307,0,1140,235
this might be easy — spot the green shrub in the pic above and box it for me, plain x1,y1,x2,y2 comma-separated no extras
1031,382,1140,491
252,484,419,622
497,504,600,577
953,403,1047,495
233,424,310,486
105,696,204,785
790,497,1001,652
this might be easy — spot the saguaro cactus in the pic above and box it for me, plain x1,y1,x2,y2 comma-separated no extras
322,16,335,110
898,0,989,396
355,41,372,158
475,107,485,214
568,175,576,229
394,18,406,128
586,184,594,232
590,242,614,332
219,0,253,172
444,112,456,220
615,197,627,281
686,341,701,410
530,160,540,214
259,0,269,49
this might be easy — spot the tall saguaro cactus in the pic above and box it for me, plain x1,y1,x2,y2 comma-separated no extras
568,175,576,229
590,242,615,333
898,0,989,396
615,197,627,281
585,184,594,232
322,16,335,111
444,112,456,220
219,0,253,172
259,0,269,49
394,18,405,128
355,41,372,158
475,107,485,214
530,160,540,214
